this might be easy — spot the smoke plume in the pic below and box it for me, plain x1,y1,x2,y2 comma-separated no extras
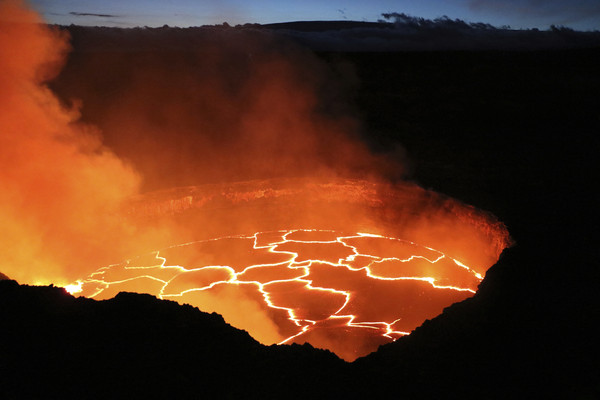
51,25,401,192
1,2,511,354
0,1,403,344
0,0,150,285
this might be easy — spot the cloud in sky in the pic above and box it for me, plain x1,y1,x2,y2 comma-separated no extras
467,0,600,29
29,0,242,27
69,12,119,18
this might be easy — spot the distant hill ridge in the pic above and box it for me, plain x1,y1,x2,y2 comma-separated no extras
261,20,391,32
61,20,600,52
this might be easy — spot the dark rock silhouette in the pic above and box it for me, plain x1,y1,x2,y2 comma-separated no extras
0,280,347,398
2,238,597,398
343,47,600,398
352,245,599,398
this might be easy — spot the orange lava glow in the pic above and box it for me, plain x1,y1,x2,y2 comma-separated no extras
64,179,511,361
69,229,484,361
2,1,511,362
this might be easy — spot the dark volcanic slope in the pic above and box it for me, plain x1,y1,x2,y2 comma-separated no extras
0,280,346,399
341,48,600,398
353,246,598,398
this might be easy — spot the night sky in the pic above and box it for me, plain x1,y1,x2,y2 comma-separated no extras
29,0,600,31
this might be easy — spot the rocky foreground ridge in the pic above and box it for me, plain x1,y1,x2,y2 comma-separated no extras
1,242,597,398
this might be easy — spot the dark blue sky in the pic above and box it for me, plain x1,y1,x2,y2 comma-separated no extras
30,0,600,31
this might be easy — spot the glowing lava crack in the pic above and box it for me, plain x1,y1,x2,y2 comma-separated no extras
68,229,485,361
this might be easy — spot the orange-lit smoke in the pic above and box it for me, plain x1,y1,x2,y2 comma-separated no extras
0,0,168,285
2,1,511,360
0,2,401,347
51,26,402,191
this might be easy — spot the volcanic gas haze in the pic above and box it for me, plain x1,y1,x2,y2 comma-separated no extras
0,0,398,285
0,0,171,286
2,0,512,362
54,24,402,191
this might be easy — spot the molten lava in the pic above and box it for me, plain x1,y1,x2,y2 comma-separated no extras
69,229,482,361
66,179,511,361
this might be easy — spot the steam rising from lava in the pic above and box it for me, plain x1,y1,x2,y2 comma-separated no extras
1,1,511,361
1,0,145,285
54,24,404,191
1,0,400,286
